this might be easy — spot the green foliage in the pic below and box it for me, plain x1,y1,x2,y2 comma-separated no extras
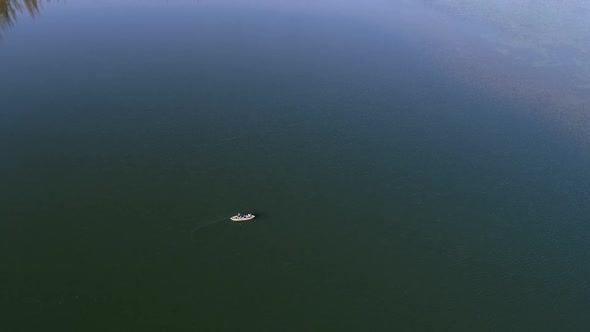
0,0,40,29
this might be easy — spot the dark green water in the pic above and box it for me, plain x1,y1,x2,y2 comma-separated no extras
2,1,590,331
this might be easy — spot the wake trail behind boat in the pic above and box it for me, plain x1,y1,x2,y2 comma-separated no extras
190,217,227,234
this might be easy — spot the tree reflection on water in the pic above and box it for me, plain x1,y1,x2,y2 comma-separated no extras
0,0,41,30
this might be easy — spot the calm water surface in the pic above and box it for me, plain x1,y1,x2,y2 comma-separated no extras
1,1,590,331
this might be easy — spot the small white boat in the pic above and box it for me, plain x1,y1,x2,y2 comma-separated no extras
230,213,255,222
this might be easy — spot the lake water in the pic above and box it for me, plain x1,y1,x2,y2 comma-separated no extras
2,1,590,331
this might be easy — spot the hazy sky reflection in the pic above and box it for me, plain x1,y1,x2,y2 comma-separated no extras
3,0,590,138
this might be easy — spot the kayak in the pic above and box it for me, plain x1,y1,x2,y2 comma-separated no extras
230,214,255,222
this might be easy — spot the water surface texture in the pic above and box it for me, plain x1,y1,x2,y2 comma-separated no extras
2,1,590,331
